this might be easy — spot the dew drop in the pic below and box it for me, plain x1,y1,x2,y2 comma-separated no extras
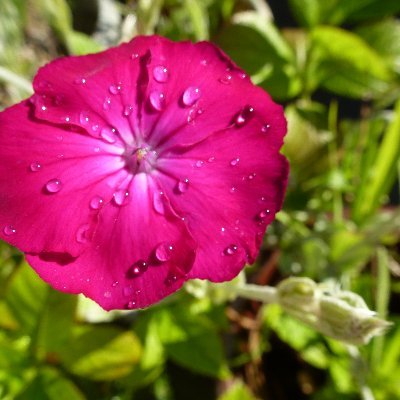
149,90,165,111
113,189,129,206
103,97,112,111
112,281,119,287
230,158,240,166
131,53,139,59
230,187,236,194
104,291,112,298
239,72,247,79
76,224,90,243
153,65,169,83
64,116,71,123
74,77,86,85
195,160,204,168
235,105,254,126
258,209,271,219
261,123,271,133
129,260,148,276
79,111,90,125
208,156,215,163
182,87,201,107
219,73,232,85
3,225,16,236
200,59,208,66
45,179,62,193
100,126,117,143
123,105,133,117
126,301,136,309
90,196,104,210
153,191,166,215
224,244,238,256
30,162,41,172
176,178,189,193
155,242,174,262
41,105,47,112
109,83,122,95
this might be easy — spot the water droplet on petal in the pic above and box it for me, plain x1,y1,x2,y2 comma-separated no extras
113,189,129,206
258,209,271,219
79,111,90,125
155,242,174,262
127,301,136,309
200,59,208,66
131,53,139,59
90,196,104,210
235,105,254,126
230,187,236,194
123,105,133,116
45,179,62,193
103,97,111,111
74,77,86,85
224,244,238,256
149,91,165,111
76,224,90,243
195,160,204,168
112,281,119,287
219,73,232,85
261,123,270,133
182,87,201,107
239,72,247,79
3,225,16,236
129,260,148,277
104,291,112,298
230,158,239,166
176,178,189,193
109,83,122,95
208,156,215,163
153,65,169,83
153,191,166,215
30,162,41,172
100,126,117,143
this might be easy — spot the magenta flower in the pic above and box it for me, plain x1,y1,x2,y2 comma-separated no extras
0,36,288,310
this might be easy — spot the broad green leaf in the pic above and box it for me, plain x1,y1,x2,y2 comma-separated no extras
310,26,392,98
155,307,230,379
15,367,84,400
5,263,49,336
67,31,104,56
183,0,209,40
60,325,141,381
218,380,257,400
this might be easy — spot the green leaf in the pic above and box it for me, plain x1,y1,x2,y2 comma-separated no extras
183,0,209,40
67,31,104,56
15,367,84,400
155,306,230,379
5,263,49,336
218,380,257,400
60,325,141,381
310,26,392,98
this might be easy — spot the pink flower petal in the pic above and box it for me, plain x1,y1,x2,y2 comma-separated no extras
0,101,123,256
156,113,288,281
26,175,196,310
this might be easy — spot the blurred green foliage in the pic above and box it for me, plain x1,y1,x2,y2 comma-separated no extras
0,0,399,399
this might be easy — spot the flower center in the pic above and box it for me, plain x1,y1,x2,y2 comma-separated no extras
125,146,157,174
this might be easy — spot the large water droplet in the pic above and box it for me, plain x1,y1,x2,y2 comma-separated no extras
45,179,62,193
90,196,104,210
76,224,90,243
109,83,122,95
123,105,133,117
176,178,189,194
155,242,174,262
30,162,41,172
113,189,129,206
153,65,169,83
100,126,117,143
195,160,204,168
149,91,165,111
79,111,90,125
230,158,240,166
129,260,148,277
153,191,166,215
235,105,254,126
182,87,201,107
3,225,16,236
224,244,238,256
